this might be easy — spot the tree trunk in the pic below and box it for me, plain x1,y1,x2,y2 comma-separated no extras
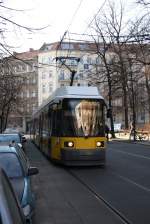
145,76,150,122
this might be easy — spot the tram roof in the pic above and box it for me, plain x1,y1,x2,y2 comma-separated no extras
33,86,104,116
53,86,104,99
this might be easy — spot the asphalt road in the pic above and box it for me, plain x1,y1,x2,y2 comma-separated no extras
26,140,150,224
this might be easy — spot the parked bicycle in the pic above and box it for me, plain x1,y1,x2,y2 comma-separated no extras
130,130,149,141
136,131,149,141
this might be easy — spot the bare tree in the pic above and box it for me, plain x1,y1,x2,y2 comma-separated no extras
90,24,116,137
136,0,150,5
0,2,47,56
0,2,46,131
0,57,23,132
91,1,132,129
129,14,150,122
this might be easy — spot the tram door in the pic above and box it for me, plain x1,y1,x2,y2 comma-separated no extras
39,114,43,151
48,107,53,157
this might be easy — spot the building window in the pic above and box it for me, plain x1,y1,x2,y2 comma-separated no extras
27,64,33,72
79,73,83,79
32,103,36,112
32,63,36,70
49,83,53,92
16,63,26,72
27,104,30,113
87,57,92,64
42,84,46,93
141,111,145,121
27,90,30,98
64,73,70,80
48,57,52,64
26,78,30,84
70,59,77,66
42,57,48,64
42,72,46,79
79,44,88,50
23,92,26,98
32,77,36,84
96,57,101,64
31,91,36,97
15,64,22,73
49,71,53,78
20,92,23,98
61,43,74,50
79,58,83,65
20,107,23,112
59,70,65,80
13,66,17,73
84,64,89,70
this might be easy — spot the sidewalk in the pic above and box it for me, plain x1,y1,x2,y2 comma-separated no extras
111,132,150,146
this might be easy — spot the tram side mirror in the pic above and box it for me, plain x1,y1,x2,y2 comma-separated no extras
52,99,61,105
28,167,39,176
55,99,61,104
107,109,111,118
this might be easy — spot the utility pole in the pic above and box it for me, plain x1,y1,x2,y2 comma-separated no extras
56,56,80,86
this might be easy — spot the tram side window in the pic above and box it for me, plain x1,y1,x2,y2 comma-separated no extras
57,110,62,136
51,109,62,136
43,110,49,132
48,108,53,136
35,118,39,136
62,110,76,136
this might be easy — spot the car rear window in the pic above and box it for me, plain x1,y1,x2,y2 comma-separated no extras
0,153,23,178
0,135,20,143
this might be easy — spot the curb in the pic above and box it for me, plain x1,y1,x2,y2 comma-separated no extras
110,138,150,146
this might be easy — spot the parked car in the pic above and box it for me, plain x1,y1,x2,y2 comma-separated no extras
0,133,25,149
4,127,24,134
0,143,39,223
0,167,26,224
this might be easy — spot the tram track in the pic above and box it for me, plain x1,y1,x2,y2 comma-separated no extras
66,168,133,224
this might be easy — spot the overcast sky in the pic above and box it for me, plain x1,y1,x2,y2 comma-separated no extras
2,0,141,52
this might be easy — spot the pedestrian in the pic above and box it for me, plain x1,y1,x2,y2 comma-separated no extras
129,122,134,140
105,124,109,141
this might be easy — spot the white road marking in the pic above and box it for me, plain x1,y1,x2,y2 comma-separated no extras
109,148,150,160
108,148,150,192
112,172,150,193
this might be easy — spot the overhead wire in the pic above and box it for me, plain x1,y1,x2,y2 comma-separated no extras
64,0,85,68
82,0,107,34
55,0,108,85
66,0,84,31
63,1,107,70
55,0,84,76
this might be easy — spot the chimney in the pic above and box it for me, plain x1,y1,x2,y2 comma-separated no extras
13,51,17,55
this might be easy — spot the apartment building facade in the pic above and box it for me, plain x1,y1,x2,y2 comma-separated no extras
38,42,100,105
7,49,39,132
5,41,150,132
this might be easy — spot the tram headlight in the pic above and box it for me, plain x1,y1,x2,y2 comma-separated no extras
97,141,101,147
64,141,74,147
96,141,104,147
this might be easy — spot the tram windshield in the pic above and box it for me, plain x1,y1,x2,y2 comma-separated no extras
62,99,105,137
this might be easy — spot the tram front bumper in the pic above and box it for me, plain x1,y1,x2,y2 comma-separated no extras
61,148,106,166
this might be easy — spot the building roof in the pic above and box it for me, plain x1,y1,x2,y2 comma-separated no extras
39,41,105,52
13,49,39,60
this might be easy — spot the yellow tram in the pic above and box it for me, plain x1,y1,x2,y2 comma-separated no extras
30,86,108,166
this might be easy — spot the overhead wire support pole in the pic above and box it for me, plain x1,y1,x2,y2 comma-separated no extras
55,56,80,86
